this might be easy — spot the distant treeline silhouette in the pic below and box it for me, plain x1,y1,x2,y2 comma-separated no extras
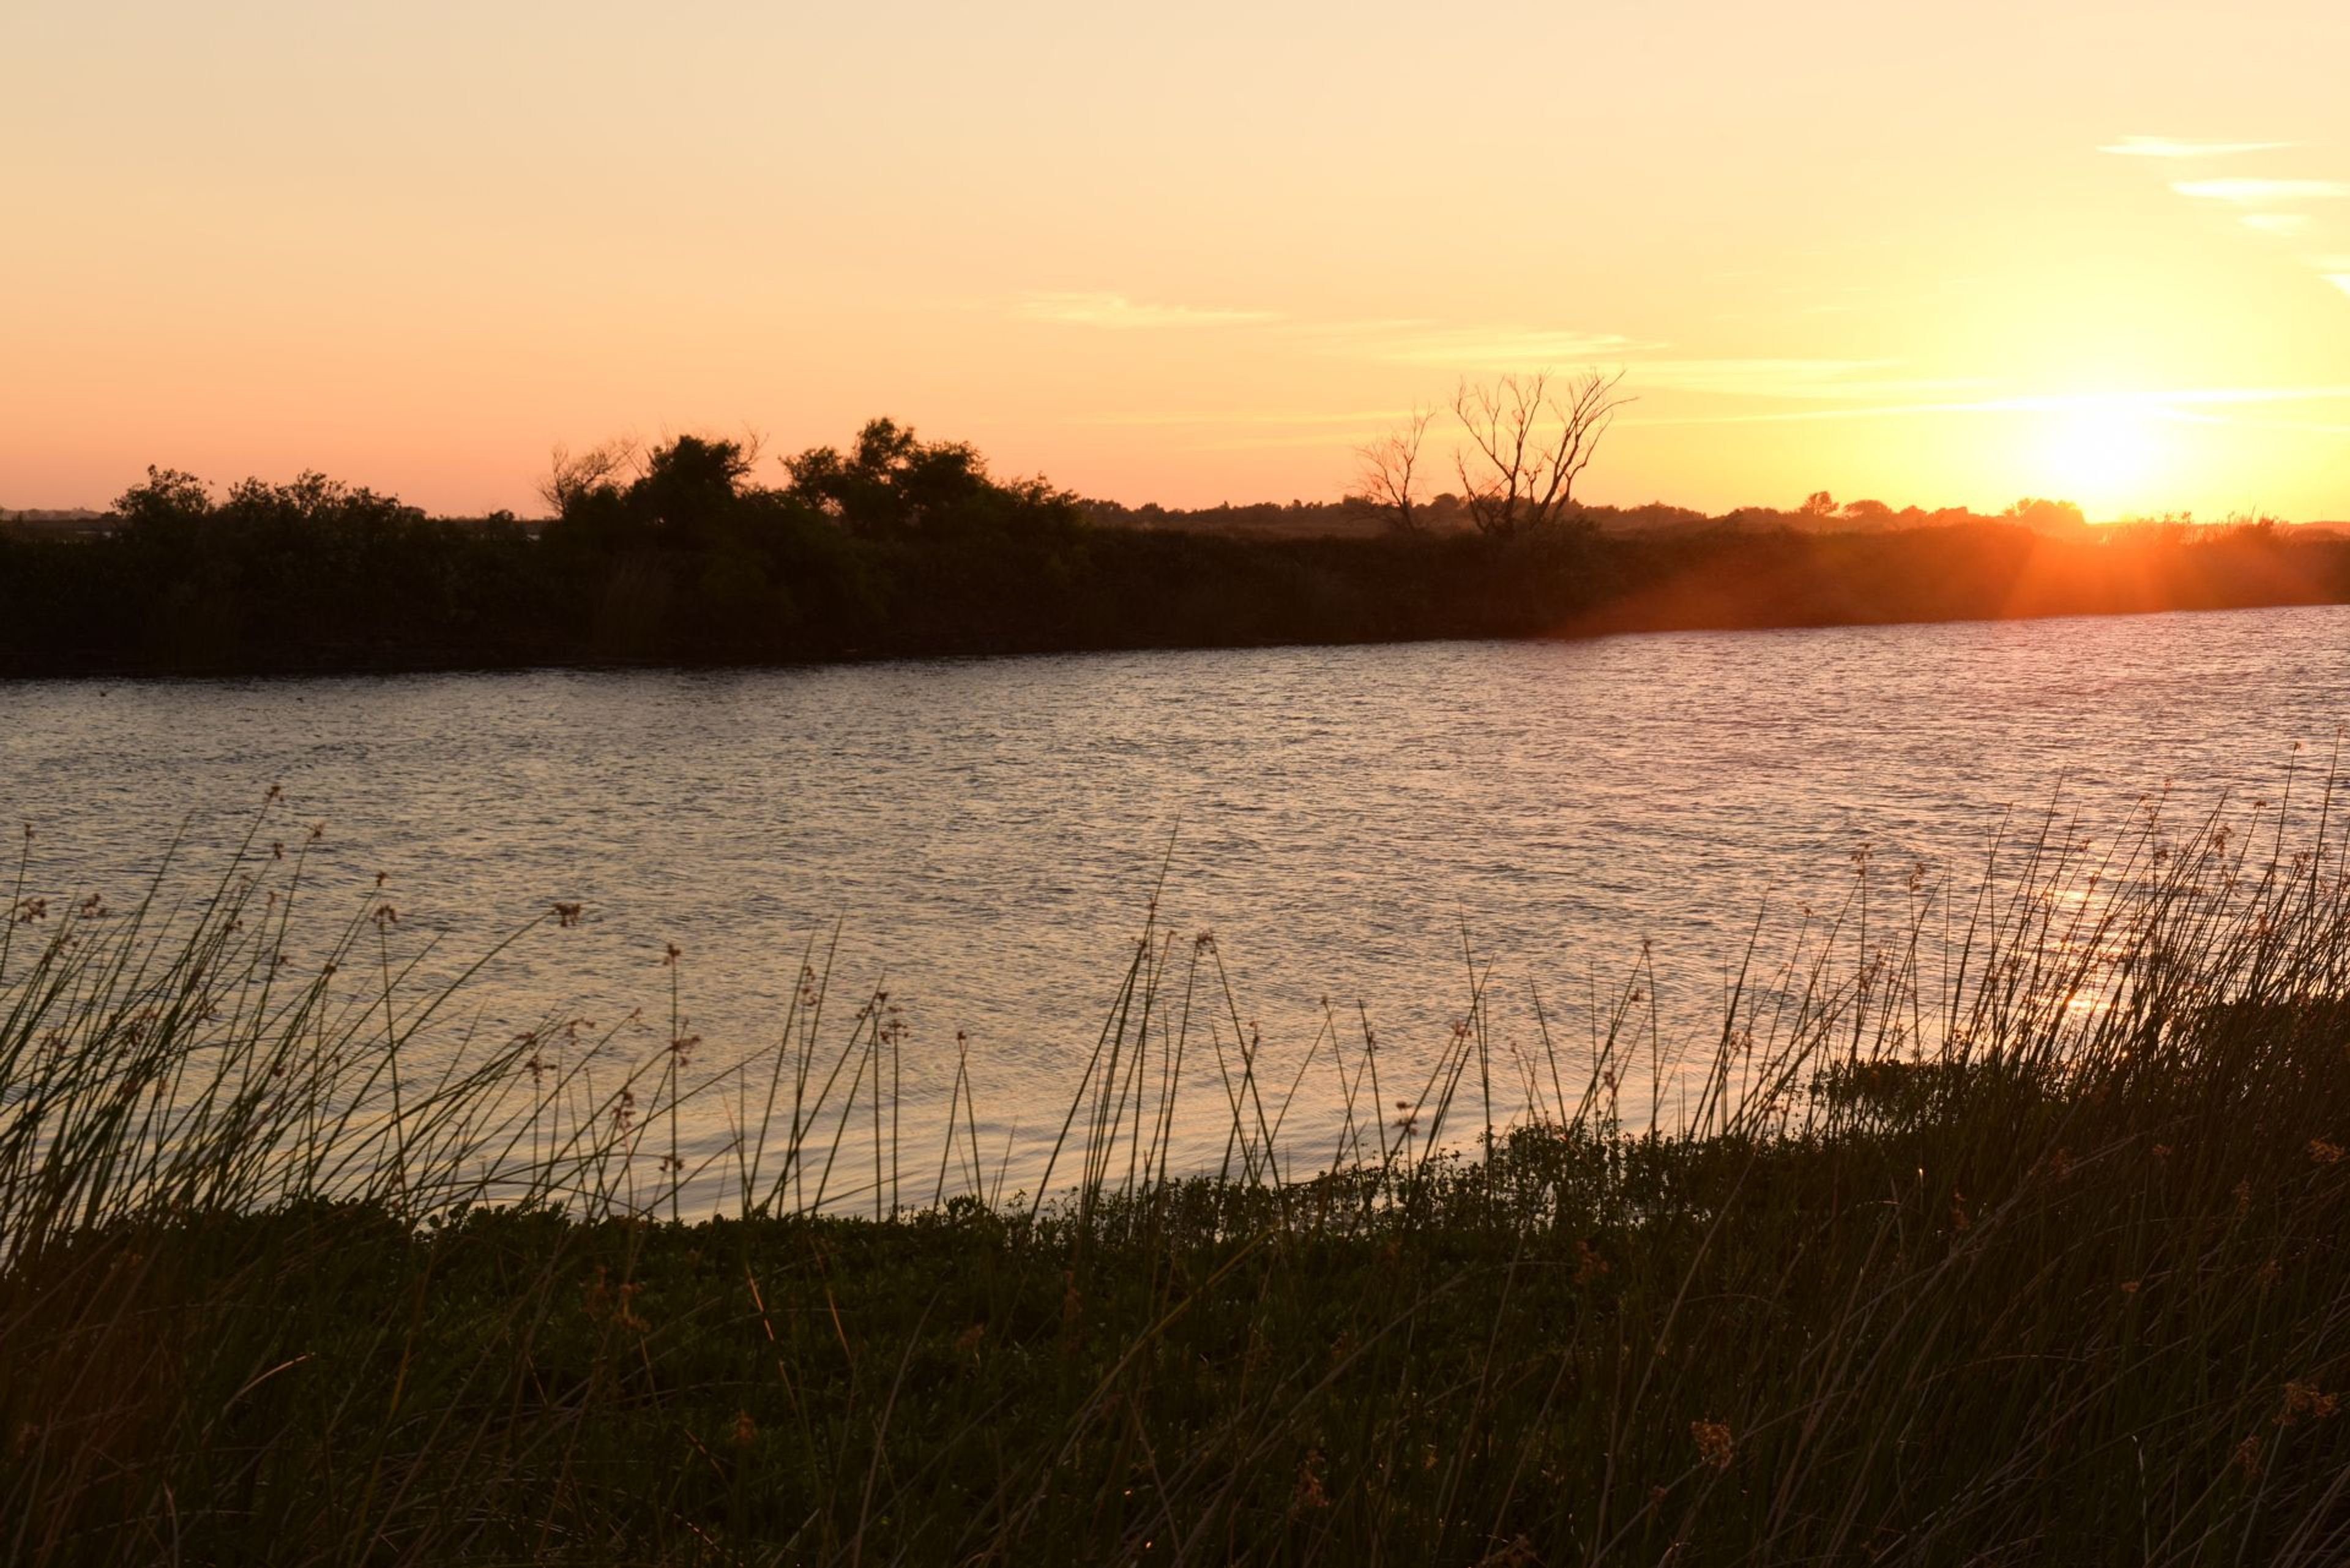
1083,490,2103,540
4,422,2347,676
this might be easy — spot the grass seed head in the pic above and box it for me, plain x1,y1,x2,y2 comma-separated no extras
1692,1419,1734,1471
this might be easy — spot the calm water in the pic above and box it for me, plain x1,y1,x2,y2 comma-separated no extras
5,607,2347,1195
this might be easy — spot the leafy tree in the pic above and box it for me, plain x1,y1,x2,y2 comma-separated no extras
783,418,1082,544
629,435,759,550
114,466,212,539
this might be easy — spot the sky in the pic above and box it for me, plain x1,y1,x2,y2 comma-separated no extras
6,0,2349,521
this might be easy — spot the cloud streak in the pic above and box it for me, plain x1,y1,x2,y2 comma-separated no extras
1617,360,1982,401
1621,384,2350,429
2173,178,2350,204
2114,144,2350,308
1084,408,1414,428
1334,325,1983,402
1130,384,2350,449
2099,135,2294,159
1016,296,2017,406
1016,292,1282,329
1352,325,1657,368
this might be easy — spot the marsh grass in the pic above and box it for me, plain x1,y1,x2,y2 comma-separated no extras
6,777,2350,1563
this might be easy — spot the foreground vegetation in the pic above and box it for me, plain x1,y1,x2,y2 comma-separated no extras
7,784,2350,1562
3,424,2348,674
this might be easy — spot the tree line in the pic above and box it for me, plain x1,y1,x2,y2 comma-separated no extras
1,420,2346,676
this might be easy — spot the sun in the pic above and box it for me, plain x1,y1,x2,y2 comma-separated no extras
2037,401,2162,518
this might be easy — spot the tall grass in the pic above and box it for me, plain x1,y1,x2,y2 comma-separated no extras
6,777,2350,1562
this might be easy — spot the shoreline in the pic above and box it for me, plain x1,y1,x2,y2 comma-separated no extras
8,794,2350,1560
7,561,2348,684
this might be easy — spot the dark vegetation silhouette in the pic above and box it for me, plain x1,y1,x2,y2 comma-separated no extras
3,420,2347,676
12,791,2350,1560
1350,368,1631,536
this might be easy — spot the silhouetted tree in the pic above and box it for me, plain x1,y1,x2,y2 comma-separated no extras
2003,497,2087,534
537,439,640,515
632,436,757,541
1450,369,1631,537
113,466,211,540
1355,407,1435,532
785,418,1081,544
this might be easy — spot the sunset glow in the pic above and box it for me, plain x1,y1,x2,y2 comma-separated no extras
4,1,2347,520
2037,402,2166,516
14,5,2350,1551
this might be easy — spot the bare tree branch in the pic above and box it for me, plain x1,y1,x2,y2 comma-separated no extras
1449,369,1632,537
537,438,642,517
1354,408,1436,532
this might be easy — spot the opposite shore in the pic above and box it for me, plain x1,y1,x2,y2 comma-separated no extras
6,424,2346,678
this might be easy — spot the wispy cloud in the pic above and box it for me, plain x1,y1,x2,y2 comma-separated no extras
1092,368,2017,445
2117,143,2350,305
1015,292,1281,329
1074,406,1433,454
2173,177,2350,204
1620,359,1982,401
1334,326,1981,403
2150,386,2350,408
2100,135,2294,159
1075,380,2350,454
2329,275,2350,299
1622,384,2350,429
2210,414,2350,435
1352,325,1657,368
1084,408,1412,429
1017,296,2025,408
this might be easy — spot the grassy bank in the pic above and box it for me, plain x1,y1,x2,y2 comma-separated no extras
7,790,2350,1562
5,432,2349,676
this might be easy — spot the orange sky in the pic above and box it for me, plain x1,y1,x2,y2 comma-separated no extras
5,0,2348,520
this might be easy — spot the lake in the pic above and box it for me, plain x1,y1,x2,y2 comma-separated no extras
6,605,2346,1201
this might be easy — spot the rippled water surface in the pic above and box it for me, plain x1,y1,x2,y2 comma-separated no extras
6,607,2348,1192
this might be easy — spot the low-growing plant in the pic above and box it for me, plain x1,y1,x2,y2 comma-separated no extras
7,776,2350,1563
